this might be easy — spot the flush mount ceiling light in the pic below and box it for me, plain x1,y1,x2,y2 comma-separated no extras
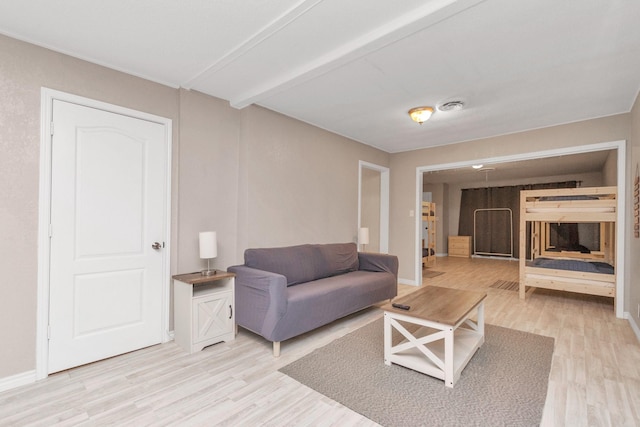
438,100,465,112
408,106,434,124
472,164,483,169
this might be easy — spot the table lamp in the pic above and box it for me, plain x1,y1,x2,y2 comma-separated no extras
199,231,217,276
358,227,369,252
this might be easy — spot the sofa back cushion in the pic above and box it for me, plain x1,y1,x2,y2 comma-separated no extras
244,243,359,286
316,243,359,278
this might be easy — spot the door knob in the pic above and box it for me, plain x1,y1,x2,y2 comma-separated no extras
151,242,162,250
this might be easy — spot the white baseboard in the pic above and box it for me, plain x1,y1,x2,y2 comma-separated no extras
0,370,36,393
398,278,418,286
626,312,640,342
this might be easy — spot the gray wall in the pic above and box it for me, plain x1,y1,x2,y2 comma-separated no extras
176,89,241,273
237,106,389,252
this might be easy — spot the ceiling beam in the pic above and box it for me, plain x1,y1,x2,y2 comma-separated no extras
229,0,488,109
181,0,323,90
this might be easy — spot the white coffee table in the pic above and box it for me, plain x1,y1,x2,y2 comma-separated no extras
382,286,486,388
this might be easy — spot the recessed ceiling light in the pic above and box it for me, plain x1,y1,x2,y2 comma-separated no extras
438,100,465,112
472,164,483,169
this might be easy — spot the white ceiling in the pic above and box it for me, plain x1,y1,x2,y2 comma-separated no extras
422,150,613,184
1,0,639,153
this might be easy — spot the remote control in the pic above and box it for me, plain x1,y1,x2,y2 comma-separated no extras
392,303,410,310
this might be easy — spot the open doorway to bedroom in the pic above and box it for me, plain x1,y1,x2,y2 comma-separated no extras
359,161,389,253
415,141,626,318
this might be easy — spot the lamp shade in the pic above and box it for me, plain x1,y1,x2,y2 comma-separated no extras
199,231,217,259
358,227,370,245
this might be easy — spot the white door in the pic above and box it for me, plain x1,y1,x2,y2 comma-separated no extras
48,100,167,373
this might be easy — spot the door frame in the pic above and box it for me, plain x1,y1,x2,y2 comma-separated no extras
358,161,390,253
414,140,626,318
36,88,173,379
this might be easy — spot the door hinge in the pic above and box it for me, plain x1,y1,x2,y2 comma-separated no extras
47,325,51,340
48,223,52,238
50,122,54,136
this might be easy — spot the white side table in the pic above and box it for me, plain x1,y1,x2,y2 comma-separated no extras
173,271,235,354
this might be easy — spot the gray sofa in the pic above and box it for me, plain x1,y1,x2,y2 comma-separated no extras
228,242,398,356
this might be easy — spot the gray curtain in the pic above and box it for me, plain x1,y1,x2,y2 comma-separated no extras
458,181,577,258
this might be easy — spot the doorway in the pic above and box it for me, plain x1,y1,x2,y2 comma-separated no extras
359,161,389,253
415,141,626,318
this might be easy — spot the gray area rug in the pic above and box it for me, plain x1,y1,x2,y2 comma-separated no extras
280,318,554,427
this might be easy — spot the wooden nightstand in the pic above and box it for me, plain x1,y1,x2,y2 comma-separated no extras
173,271,235,354
448,236,472,258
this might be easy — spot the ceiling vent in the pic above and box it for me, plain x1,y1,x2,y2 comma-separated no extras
438,100,465,112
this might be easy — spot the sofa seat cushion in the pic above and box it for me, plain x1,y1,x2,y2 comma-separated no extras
269,270,395,342
244,243,359,286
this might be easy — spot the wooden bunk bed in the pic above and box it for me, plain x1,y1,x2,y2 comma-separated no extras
518,186,617,303
422,201,437,268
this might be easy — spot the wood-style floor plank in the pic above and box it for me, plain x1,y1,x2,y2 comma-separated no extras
0,256,638,426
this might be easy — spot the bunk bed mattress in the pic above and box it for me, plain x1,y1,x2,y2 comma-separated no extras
538,195,598,201
529,257,614,275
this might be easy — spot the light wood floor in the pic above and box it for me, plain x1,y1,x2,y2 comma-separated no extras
1,257,639,426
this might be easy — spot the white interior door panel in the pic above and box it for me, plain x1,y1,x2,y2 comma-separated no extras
48,100,167,373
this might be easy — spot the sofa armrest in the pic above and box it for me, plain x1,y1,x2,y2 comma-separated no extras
227,265,288,339
358,252,399,278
